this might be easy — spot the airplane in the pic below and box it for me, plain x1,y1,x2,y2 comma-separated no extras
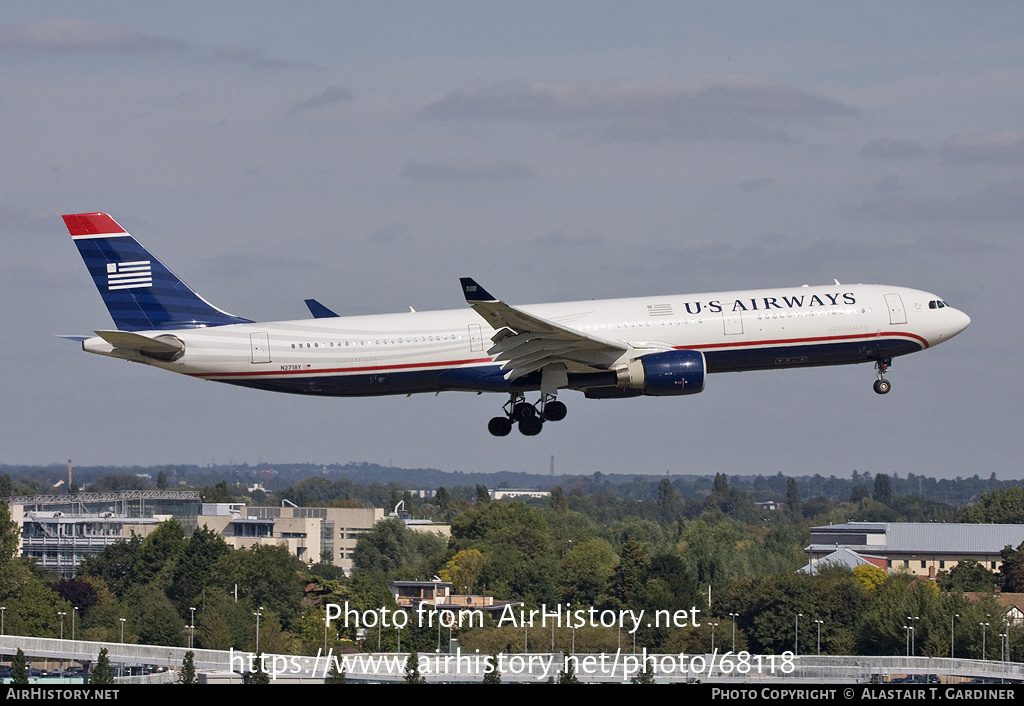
62,212,971,437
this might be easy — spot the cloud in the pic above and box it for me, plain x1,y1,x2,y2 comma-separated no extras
740,177,775,193
532,226,604,247
401,157,537,182
0,202,53,233
940,131,1024,165
288,85,353,116
872,175,905,194
422,77,856,141
0,18,187,53
367,223,410,243
861,137,929,159
855,179,1024,221
211,44,318,70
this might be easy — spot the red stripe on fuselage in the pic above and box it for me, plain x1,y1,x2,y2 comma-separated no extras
186,331,925,381
189,356,495,380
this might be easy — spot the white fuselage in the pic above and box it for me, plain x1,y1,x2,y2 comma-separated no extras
81,282,970,398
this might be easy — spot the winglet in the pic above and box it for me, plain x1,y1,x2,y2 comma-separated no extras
304,298,339,318
460,277,497,302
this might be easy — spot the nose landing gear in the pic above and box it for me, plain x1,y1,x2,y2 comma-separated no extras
873,358,892,394
487,392,568,436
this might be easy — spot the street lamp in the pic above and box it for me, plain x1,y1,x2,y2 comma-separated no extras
58,611,66,639
710,622,719,653
795,614,802,655
72,607,78,641
189,607,196,649
814,619,824,656
903,625,911,657
951,613,959,658
980,622,989,660
119,617,125,643
729,613,739,652
1004,620,1011,662
254,608,263,655
906,616,918,655
2,606,5,636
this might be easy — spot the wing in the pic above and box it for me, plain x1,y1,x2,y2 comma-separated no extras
460,277,627,381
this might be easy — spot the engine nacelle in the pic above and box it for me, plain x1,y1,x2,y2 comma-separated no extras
615,349,706,396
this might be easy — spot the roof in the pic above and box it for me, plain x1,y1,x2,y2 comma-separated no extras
797,548,886,574
808,522,1024,554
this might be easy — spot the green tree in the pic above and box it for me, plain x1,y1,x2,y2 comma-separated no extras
178,651,197,684
482,653,501,684
439,549,487,594
77,535,144,598
168,525,230,610
560,538,618,605
353,517,446,579
475,484,491,505
132,519,186,588
557,652,579,684
90,648,114,685
12,648,28,684
202,480,235,503
248,657,270,685
404,651,426,684
633,657,655,684
326,661,347,684
873,474,893,503
785,478,802,518
1000,544,1024,592
961,487,1024,524
937,560,999,592
435,486,450,517
0,500,20,594
551,486,569,513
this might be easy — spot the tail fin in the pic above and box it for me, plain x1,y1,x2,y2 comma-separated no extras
63,212,253,331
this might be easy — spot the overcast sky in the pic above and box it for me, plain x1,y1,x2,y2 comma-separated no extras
2,2,1020,480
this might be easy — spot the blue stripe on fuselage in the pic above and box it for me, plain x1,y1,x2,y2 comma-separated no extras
208,337,922,397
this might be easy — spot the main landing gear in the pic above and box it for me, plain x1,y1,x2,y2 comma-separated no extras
488,392,567,436
873,358,892,395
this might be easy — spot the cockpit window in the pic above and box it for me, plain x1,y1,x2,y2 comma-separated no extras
928,300,948,309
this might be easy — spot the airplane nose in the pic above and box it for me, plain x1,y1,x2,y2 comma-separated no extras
954,309,971,334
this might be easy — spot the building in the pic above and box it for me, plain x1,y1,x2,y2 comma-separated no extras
805,522,1024,577
195,504,387,568
6,491,448,575
491,489,550,500
388,580,519,620
7,490,201,577
195,504,449,571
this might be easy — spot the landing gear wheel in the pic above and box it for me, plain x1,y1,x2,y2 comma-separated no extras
518,416,543,436
873,379,891,395
488,417,513,436
544,400,567,422
512,402,537,421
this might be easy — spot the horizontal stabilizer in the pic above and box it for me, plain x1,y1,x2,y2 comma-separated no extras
94,329,184,357
304,298,339,318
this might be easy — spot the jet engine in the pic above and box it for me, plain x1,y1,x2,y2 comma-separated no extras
615,349,706,396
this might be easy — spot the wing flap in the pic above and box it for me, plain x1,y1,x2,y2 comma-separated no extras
460,277,627,381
